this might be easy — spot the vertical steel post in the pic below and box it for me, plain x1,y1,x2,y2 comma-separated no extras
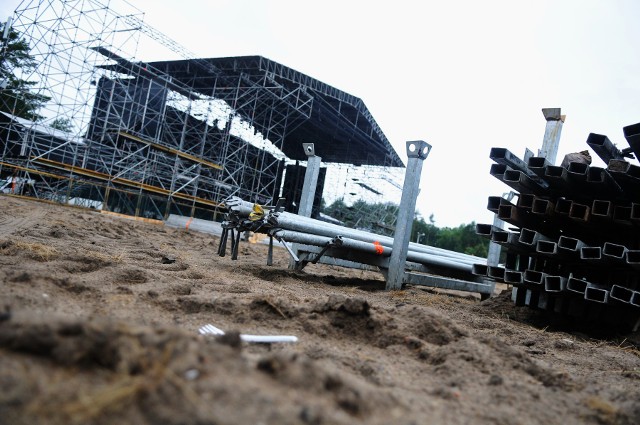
289,143,321,269
539,107,565,165
386,140,431,290
298,143,321,217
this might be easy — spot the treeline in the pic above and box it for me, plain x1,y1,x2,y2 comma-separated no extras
411,216,488,257
323,199,489,257
1,22,49,121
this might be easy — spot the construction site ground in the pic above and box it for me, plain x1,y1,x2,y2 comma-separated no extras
1,195,639,425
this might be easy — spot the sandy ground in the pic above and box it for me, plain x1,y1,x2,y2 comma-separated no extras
1,195,639,425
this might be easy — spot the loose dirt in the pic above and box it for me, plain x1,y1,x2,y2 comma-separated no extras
1,195,639,425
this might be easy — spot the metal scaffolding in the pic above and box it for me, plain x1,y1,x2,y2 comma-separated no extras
0,0,403,222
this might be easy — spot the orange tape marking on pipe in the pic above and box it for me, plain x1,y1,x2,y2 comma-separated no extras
373,241,384,255
185,217,193,230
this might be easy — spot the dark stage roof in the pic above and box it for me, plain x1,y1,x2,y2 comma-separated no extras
144,56,404,167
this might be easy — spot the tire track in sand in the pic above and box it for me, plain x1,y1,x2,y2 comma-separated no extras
0,198,49,238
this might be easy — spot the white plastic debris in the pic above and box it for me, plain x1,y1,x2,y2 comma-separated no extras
184,369,200,380
198,323,298,343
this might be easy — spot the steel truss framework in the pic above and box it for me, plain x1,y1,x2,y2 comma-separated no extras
0,0,403,222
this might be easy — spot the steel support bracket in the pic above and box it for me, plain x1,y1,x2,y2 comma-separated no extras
386,140,431,290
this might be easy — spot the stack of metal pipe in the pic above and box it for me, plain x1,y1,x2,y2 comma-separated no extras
477,122,640,330
221,196,485,279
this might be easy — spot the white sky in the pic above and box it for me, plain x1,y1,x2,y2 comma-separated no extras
3,0,640,228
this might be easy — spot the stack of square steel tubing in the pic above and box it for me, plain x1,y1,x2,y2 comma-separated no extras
475,122,640,331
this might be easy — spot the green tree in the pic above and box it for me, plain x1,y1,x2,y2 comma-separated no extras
434,222,488,257
50,117,73,132
411,215,439,245
0,22,50,121
324,199,489,256
323,198,350,223
323,198,399,235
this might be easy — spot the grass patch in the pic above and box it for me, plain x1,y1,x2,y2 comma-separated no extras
1,240,59,262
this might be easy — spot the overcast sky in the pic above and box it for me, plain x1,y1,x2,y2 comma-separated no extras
3,0,640,227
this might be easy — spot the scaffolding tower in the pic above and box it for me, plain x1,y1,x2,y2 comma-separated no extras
0,0,403,223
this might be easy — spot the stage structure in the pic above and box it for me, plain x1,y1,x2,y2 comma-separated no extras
0,0,403,224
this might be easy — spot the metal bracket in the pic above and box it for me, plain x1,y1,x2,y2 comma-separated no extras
542,107,563,121
275,234,299,263
406,140,432,159
311,237,341,264
302,143,315,157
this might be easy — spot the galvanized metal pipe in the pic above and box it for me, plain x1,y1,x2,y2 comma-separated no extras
539,108,564,164
272,229,393,259
225,196,483,265
298,145,321,217
266,210,483,264
404,250,478,272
